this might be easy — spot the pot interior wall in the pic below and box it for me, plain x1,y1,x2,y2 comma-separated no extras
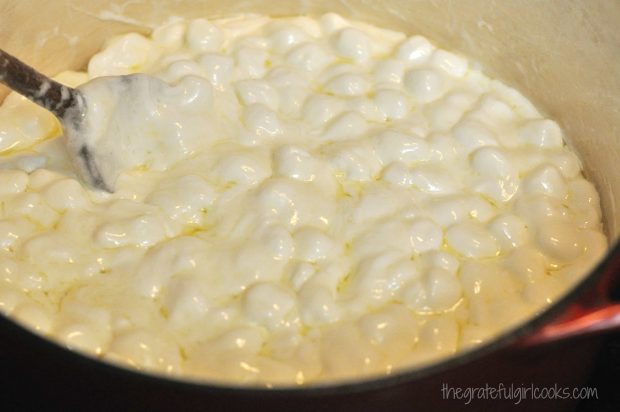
1,0,619,239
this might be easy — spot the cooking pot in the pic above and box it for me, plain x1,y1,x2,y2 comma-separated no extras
0,1,619,411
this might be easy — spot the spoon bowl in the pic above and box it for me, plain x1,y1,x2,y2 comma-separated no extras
0,49,204,192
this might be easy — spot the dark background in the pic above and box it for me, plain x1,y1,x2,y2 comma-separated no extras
577,331,620,411
577,277,620,412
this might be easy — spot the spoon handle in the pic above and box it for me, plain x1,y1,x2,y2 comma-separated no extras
0,49,80,118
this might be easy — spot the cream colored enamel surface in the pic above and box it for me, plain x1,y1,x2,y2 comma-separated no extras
0,14,609,385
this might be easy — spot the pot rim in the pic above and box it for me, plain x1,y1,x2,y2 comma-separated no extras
1,237,618,396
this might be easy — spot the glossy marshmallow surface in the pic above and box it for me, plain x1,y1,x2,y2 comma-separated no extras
0,14,607,385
